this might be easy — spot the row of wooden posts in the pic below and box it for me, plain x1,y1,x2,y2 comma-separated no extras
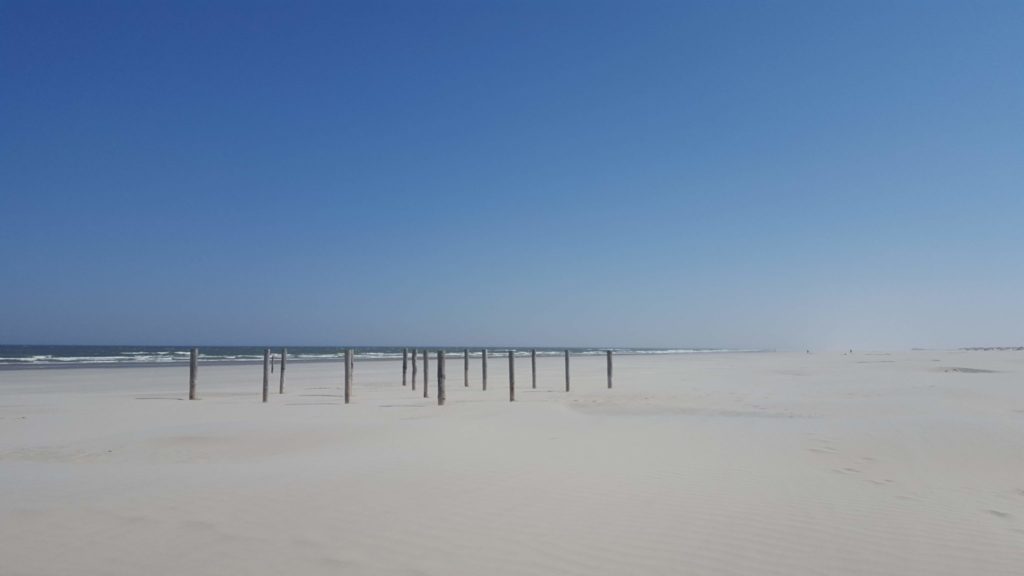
187,348,613,406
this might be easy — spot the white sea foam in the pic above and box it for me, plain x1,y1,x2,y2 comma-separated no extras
0,347,761,366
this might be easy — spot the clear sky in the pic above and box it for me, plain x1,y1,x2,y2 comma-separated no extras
2,1,1022,350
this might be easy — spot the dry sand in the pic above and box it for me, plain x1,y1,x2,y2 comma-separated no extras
1,350,1023,575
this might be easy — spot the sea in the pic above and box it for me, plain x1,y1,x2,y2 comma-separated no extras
0,345,755,368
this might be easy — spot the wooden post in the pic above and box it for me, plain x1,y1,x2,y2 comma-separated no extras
607,350,613,389
422,349,429,398
437,351,446,406
564,349,570,392
463,348,469,387
279,348,287,394
402,348,408,386
344,349,352,404
411,348,417,391
188,347,198,400
509,350,515,402
482,348,488,391
262,348,270,402
531,349,537,389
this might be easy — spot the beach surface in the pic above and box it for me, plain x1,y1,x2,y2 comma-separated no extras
1,350,1022,575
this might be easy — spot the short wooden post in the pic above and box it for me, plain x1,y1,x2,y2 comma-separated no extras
262,348,270,402
607,350,613,389
564,349,570,392
463,348,469,387
188,347,198,400
279,348,287,394
402,348,408,386
531,349,537,389
509,350,515,402
344,349,352,404
411,348,417,391
437,351,446,406
482,348,488,391
422,349,429,398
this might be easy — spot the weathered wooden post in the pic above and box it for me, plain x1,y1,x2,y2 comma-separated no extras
482,348,488,391
188,347,198,400
463,348,469,387
437,350,446,406
344,349,353,404
422,349,429,398
564,349,570,392
262,348,270,402
607,350,613,389
402,348,408,386
271,353,275,374
531,349,537,389
279,348,287,394
411,348,417,391
509,350,515,402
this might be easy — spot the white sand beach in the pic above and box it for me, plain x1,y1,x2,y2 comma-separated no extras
1,351,1022,575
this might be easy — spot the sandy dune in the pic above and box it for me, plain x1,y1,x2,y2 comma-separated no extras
1,351,1022,575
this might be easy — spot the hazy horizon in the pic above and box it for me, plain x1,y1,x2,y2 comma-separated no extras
0,342,1017,353
3,1,1022,351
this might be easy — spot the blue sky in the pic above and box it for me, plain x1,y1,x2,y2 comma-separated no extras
2,1,1022,349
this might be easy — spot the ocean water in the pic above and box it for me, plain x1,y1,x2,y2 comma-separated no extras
0,345,754,367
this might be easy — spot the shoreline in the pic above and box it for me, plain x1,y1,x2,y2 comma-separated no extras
0,348,772,371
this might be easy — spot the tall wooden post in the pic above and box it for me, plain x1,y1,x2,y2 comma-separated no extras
262,348,270,402
564,349,570,392
344,349,352,404
509,350,515,402
463,348,469,387
271,353,275,374
188,347,198,400
482,348,488,391
411,348,417,391
279,348,287,394
607,350,613,389
531,349,537,389
402,348,408,386
437,351,446,406
422,349,429,398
